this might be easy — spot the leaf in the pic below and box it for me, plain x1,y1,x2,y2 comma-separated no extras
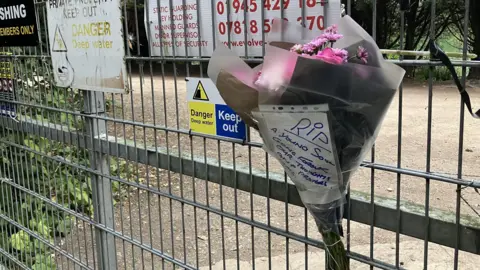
111,181,120,192
110,159,119,173
25,139,48,159
81,190,90,204
33,238,47,251
21,202,30,211
35,220,51,238
119,159,127,167
63,146,71,154
56,217,74,235
60,113,67,124
88,205,94,216
33,253,56,270
10,230,31,252
41,166,50,177
29,219,38,230
32,261,56,270
66,180,76,194
72,187,84,203
33,253,55,266
24,139,40,152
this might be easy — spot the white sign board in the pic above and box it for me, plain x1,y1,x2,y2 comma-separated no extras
187,77,247,140
145,0,341,57
47,0,127,93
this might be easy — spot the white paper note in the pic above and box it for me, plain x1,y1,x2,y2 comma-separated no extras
253,105,343,204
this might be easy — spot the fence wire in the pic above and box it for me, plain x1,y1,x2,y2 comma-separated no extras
0,0,479,270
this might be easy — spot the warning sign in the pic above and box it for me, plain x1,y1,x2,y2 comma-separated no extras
189,102,215,134
193,81,209,101
52,26,67,52
187,77,247,140
47,0,127,93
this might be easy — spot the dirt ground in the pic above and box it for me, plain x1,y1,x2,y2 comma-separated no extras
57,68,480,270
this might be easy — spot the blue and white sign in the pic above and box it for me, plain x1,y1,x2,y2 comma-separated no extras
187,77,247,140
215,104,247,138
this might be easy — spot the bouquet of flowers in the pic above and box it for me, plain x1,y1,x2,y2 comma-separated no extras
208,15,405,269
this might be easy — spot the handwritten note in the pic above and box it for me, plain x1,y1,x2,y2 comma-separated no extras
253,105,343,204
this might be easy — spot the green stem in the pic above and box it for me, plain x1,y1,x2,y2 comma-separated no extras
321,230,349,270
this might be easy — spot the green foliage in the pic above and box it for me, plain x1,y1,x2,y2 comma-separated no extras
110,158,145,200
415,66,469,81
0,126,138,268
10,231,32,252
0,17,138,270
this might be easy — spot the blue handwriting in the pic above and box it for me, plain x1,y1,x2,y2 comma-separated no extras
279,132,309,151
276,151,295,174
298,171,328,186
311,148,325,162
289,118,329,145
273,137,296,157
276,144,293,160
283,129,331,153
295,160,331,181
298,156,329,173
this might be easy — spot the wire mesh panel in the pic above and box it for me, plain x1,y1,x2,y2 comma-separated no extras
0,0,478,270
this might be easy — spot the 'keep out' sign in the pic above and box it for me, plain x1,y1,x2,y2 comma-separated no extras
187,77,247,141
215,104,246,138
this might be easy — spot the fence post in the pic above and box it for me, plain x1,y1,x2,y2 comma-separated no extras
325,0,342,27
83,90,117,269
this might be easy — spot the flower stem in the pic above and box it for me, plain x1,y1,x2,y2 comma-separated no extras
321,230,350,270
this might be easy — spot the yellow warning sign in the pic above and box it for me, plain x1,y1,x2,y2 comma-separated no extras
52,26,67,52
193,81,209,101
189,101,216,135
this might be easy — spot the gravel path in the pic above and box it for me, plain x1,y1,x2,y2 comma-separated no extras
56,69,480,270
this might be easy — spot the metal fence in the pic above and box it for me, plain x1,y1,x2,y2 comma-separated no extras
0,0,479,270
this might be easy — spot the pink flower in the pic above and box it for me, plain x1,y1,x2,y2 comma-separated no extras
320,33,343,42
324,25,338,34
357,46,368,64
302,43,316,54
320,24,343,42
316,48,344,65
310,37,328,48
290,44,303,53
332,48,349,62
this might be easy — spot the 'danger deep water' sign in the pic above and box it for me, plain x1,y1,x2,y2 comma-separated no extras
47,0,127,93
187,77,247,141
0,0,38,47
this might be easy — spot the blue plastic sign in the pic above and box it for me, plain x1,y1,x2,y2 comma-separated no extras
187,77,247,140
215,104,247,138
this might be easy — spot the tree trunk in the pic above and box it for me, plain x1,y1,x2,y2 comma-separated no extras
469,40,480,79
469,0,480,79
403,1,420,77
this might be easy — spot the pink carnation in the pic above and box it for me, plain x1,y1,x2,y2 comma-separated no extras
310,37,328,48
324,25,338,34
290,44,303,53
332,48,349,62
357,46,369,64
320,33,343,42
302,43,316,54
